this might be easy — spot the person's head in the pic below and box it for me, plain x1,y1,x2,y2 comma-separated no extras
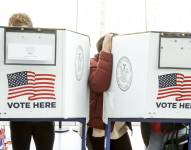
96,33,117,53
8,13,33,27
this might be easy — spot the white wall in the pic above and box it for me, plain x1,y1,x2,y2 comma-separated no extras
104,0,146,34
1,0,191,56
0,0,77,29
147,0,191,32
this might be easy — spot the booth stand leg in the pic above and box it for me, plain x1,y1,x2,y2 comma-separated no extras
54,121,70,133
105,119,111,150
81,118,86,150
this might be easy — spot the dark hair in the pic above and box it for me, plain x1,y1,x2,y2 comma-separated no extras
8,13,33,27
96,35,105,53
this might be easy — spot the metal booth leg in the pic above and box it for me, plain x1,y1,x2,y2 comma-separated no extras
59,121,62,129
105,119,111,150
81,118,86,150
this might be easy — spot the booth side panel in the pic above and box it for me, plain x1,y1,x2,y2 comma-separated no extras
145,33,161,118
103,33,151,122
0,28,4,117
63,31,90,118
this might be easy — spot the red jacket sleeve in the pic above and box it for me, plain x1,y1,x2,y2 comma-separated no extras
88,51,113,93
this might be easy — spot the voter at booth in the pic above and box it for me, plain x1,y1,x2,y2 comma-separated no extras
8,13,55,150
144,122,188,150
86,33,132,150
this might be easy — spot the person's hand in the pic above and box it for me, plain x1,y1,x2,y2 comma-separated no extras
102,33,114,53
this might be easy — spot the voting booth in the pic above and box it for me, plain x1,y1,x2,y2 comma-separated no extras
0,27,90,119
103,32,191,122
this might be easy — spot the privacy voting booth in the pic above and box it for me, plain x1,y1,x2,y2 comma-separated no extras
103,32,191,150
0,26,90,119
103,32,191,122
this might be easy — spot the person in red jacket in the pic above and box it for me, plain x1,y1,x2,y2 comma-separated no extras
146,122,187,150
146,122,165,150
86,33,132,150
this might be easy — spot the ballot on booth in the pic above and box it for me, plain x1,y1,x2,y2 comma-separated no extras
103,32,191,123
0,27,90,119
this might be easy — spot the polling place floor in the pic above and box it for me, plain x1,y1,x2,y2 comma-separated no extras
2,122,145,150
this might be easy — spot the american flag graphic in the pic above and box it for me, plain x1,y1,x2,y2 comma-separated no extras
7,71,56,100
157,73,191,101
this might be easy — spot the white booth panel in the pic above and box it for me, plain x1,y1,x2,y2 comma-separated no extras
103,32,191,122
0,28,4,64
0,27,90,119
62,31,90,118
0,28,63,118
0,27,4,117
148,33,191,119
103,33,151,122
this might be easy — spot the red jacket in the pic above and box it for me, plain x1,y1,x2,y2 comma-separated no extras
87,51,113,129
151,123,161,134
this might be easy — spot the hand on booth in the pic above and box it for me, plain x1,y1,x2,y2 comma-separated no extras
102,33,114,53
